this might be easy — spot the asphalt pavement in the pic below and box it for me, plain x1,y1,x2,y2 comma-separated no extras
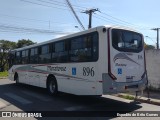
0,79,160,120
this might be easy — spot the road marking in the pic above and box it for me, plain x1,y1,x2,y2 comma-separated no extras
4,93,32,104
22,91,52,101
64,106,85,111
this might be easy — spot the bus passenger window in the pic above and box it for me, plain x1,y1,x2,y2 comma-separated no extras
21,50,29,64
16,51,22,64
39,45,51,64
70,33,98,62
30,48,38,64
9,51,15,68
52,41,68,63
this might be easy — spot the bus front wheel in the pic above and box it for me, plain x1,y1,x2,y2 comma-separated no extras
47,77,58,96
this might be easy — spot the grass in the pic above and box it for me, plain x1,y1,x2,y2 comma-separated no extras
118,94,135,100
0,71,8,78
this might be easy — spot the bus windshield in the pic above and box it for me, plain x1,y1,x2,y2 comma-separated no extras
112,29,143,52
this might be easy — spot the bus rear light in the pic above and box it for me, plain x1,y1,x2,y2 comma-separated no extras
107,29,117,81
109,73,117,80
141,71,146,79
98,80,103,83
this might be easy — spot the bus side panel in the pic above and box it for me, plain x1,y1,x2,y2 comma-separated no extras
56,63,98,95
8,65,28,84
8,65,15,81
57,78,97,95
96,27,110,95
39,74,47,88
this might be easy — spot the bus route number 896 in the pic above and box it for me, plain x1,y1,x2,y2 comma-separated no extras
83,67,95,77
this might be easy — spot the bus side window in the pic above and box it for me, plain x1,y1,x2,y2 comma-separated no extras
39,45,51,64
8,51,15,68
22,50,25,64
26,50,29,63
30,48,38,64
70,34,92,62
92,33,98,61
16,51,22,64
21,50,29,64
52,41,68,63
30,48,34,64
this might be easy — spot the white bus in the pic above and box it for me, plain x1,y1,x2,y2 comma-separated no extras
8,25,148,96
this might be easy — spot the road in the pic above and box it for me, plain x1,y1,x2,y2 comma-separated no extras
0,79,159,120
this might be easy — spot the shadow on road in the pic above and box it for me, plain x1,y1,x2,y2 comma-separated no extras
0,80,142,119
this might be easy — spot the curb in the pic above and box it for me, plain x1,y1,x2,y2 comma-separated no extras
0,77,7,79
118,93,160,106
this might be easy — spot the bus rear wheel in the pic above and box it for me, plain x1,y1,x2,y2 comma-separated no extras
47,77,58,96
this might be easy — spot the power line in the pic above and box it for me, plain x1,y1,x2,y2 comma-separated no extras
145,36,156,44
94,14,141,29
36,0,82,11
20,0,83,29
16,0,155,31
65,0,85,30
47,0,150,29
48,0,86,10
93,15,117,25
0,13,73,24
20,0,81,12
98,12,152,30
20,0,70,11
0,23,74,35
101,12,138,27
0,13,49,23
94,13,151,30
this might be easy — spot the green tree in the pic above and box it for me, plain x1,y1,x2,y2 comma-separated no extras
17,39,36,48
145,44,155,50
0,39,35,71
0,40,17,71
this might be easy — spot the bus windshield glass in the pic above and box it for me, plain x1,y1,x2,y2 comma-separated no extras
112,29,143,52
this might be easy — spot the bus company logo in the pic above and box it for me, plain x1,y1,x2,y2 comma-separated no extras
115,63,127,67
47,66,66,71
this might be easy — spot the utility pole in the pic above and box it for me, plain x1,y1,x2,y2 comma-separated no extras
82,8,99,29
151,28,160,49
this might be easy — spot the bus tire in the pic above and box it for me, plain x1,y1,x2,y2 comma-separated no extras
14,73,19,85
47,77,58,96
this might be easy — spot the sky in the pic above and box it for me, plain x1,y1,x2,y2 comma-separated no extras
0,0,160,46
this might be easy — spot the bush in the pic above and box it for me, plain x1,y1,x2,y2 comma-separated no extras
0,71,8,77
